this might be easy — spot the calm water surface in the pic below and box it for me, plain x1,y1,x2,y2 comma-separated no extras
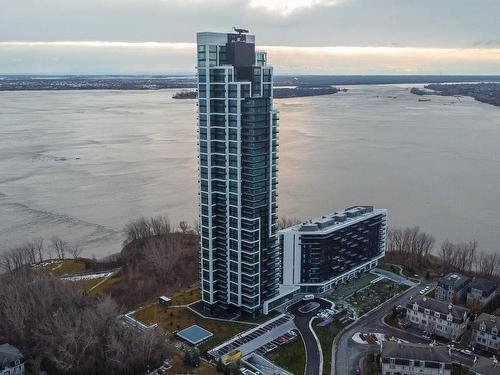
0,85,499,257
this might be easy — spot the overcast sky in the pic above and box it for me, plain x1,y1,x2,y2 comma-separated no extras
1,0,500,74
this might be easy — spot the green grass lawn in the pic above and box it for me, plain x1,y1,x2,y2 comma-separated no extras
383,313,401,329
168,353,220,375
313,320,347,375
266,336,306,375
75,277,105,291
170,286,201,306
89,275,121,295
133,303,249,352
378,262,403,276
425,288,436,298
48,259,87,277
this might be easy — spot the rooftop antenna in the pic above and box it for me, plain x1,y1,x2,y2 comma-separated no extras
233,27,249,34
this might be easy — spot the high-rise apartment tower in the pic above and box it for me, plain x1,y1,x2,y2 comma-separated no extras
196,30,279,316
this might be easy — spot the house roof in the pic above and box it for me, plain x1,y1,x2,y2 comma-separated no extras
382,342,451,363
0,344,23,369
438,273,471,288
469,277,497,295
410,295,470,321
472,313,500,334
469,357,500,375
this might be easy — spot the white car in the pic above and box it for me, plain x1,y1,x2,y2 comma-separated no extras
460,349,472,356
303,294,315,301
419,289,426,294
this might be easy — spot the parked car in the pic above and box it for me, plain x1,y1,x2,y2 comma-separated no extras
303,294,314,301
460,349,472,356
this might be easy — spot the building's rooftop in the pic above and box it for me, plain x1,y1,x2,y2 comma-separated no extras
381,341,451,363
472,313,500,333
438,273,471,288
0,344,23,370
469,357,500,375
410,295,470,321
197,31,255,45
281,206,386,234
469,277,497,295
176,325,214,346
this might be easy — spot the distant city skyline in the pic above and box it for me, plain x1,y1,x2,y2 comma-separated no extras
1,0,500,74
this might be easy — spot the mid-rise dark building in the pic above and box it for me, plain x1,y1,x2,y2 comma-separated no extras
263,206,387,313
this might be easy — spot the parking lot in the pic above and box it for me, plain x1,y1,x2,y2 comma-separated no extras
208,314,296,362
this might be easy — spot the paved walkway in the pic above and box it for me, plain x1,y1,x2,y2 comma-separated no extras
373,268,416,287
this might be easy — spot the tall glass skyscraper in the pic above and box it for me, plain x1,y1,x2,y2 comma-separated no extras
196,31,279,316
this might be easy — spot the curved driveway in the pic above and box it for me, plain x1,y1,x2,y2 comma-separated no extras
288,298,333,375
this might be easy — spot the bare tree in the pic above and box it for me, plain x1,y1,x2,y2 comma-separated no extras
440,240,455,273
387,226,434,269
178,220,190,234
69,244,83,260
143,236,180,282
0,252,13,272
0,269,170,374
278,216,302,230
33,238,45,263
476,251,500,277
51,236,69,260
440,239,478,273
124,216,172,244
150,215,171,236
192,219,200,236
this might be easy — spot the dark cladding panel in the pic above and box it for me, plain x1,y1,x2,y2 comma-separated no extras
227,41,255,66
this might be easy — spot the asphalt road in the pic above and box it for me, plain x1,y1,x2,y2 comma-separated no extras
333,282,433,375
288,298,333,375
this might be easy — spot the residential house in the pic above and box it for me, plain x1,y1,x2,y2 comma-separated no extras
470,313,499,355
466,278,497,309
381,341,452,375
406,295,470,340
0,344,25,375
436,273,471,304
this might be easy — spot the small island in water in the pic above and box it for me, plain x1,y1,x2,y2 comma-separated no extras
411,83,500,107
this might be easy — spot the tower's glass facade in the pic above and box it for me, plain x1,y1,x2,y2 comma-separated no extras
196,32,279,315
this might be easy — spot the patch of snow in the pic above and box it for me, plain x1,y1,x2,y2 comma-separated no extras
61,272,112,281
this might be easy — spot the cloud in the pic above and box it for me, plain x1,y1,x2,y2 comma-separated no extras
1,41,500,74
1,0,500,73
1,0,500,48
248,0,341,15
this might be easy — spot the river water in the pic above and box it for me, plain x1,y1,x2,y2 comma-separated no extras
0,85,499,257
